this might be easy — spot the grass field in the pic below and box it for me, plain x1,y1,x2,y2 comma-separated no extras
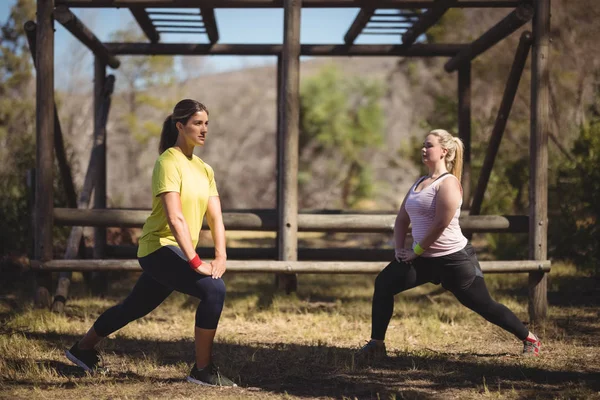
1,263,599,399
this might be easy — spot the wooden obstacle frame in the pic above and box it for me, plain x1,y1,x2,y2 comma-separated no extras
29,0,550,322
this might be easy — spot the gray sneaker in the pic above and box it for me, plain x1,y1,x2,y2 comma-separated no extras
186,363,237,387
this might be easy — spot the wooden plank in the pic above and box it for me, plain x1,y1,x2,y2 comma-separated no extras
53,6,120,69
401,0,456,46
458,62,471,208
56,0,525,9
53,208,530,233
31,259,552,274
103,43,467,56
34,0,55,309
470,31,532,216
200,8,219,43
444,4,534,72
130,7,160,43
528,0,549,323
343,8,374,45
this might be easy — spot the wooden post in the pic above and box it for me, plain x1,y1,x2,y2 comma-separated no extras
52,75,116,313
458,62,471,208
529,0,550,323
277,0,301,293
25,21,77,210
91,57,109,295
470,31,532,216
34,0,55,309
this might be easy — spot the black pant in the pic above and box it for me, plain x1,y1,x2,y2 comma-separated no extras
371,244,529,341
94,246,226,337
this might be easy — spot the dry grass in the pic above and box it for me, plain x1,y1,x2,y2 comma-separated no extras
0,263,599,399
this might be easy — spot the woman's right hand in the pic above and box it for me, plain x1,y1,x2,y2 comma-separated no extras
193,263,213,276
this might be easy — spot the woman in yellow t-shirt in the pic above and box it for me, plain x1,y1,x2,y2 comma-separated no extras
65,99,236,387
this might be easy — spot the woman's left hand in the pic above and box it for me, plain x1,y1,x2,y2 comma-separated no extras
397,248,419,263
210,257,227,279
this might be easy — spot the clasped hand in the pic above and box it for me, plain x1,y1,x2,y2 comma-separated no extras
395,248,419,263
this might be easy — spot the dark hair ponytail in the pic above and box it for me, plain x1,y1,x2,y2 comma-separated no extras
158,99,209,154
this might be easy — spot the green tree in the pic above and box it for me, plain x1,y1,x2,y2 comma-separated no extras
0,0,36,255
299,65,384,208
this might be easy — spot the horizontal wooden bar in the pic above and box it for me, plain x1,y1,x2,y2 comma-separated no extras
53,208,529,233
93,245,396,261
30,259,551,274
103,43,467,56
57,0,526,9
53,6,120,68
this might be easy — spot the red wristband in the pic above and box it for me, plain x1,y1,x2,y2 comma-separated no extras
188,254,203,270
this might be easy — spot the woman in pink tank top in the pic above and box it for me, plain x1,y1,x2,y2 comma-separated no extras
356,129,541,361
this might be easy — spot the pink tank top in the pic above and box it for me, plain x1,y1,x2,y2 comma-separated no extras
404,173,467,257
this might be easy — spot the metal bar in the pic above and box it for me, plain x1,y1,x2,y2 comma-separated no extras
53,208,530,233
529,0,549,322
103,43,467,56
57,0,526,9
53,6,120,68
470,31,532,216
402,0,456,46
147,10,201,15
344,8,374,45
153,23,205,28
149,17,203,22
444,4,533,72
200,8,219,43
31,259,552,274
130,7,160,43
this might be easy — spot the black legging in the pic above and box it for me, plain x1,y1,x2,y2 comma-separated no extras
371,243,529,341
94,246,225,337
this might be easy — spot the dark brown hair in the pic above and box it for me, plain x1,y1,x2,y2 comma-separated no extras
159,99,209,154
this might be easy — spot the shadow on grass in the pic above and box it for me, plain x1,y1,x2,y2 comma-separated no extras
11,330,600,399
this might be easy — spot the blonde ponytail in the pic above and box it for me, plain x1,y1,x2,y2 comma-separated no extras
428,129,464,181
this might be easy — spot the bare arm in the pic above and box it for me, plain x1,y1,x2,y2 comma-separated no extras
206,196,227,279
161,191,212,275
393,194,411,261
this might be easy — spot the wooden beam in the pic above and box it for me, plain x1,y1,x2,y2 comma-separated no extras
130,7,160,43
458,62,471,208
52,73,116,313
401,0,456,46
344,8,374,45
31,259,551,274
34,0,56,309
277,0,302,292
444,4,533,72
53,208,530,233
470,31,532,216
25,21,77,209
200,8,219,43
53,6,120,69
57,0,526,9
529,0,549,323
103,43,467,56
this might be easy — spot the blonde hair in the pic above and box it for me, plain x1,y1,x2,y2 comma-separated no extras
428,129,464,182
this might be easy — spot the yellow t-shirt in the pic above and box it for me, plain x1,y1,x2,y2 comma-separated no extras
137,148,219,258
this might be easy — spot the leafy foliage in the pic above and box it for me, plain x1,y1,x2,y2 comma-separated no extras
299,65,384,208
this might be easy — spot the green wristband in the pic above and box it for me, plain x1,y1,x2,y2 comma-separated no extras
414,243,425,256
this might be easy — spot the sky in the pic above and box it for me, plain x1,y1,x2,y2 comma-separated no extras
1,1,407,89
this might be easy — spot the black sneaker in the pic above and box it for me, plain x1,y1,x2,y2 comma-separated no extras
355,340,387,362
186,363,237,387
65,342,103,372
